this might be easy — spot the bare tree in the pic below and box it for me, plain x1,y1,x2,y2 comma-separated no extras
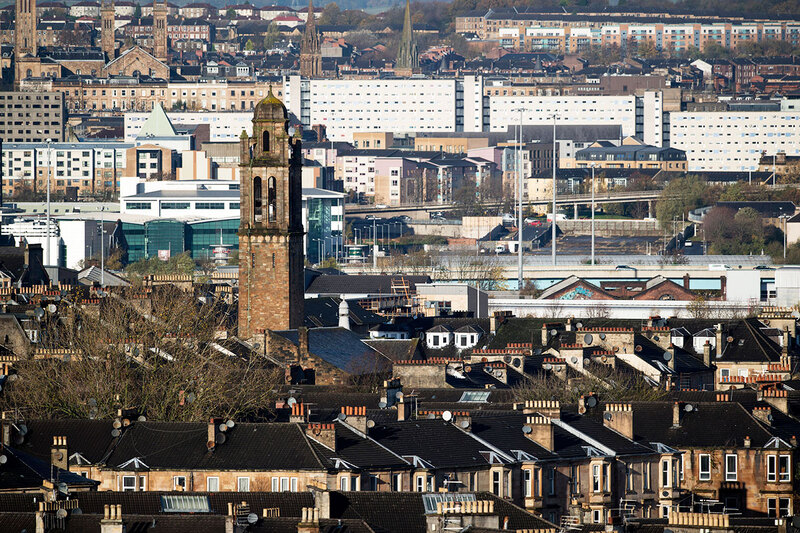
3,287,282,421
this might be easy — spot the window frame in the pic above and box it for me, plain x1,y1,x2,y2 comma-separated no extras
237,477,250,492
122,475,136,492
206,476,219,492
725,454,737,482
699,454,711,481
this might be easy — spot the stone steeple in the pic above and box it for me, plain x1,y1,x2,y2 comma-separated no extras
300,0,321,77
395,0,418,72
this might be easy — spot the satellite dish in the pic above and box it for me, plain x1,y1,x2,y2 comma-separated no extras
367,420,375,429
604,412,613,421
56,508,68,519
513,358,521,367
503,355,511,363
58,483,68,493
337,412,347,421
767,414,774,422
550,329,558,336
0,455,7,464
287,397,297,406
460,420,470,429
571,357,578,364
378,400,387,409
576,322,583,329
534,348,542,355
247,513,258,525
426,413,435,419
62,355,70,363
54,452,63,461
653,335,659,341
727,336,734,343
215,433,227,444
111,429,120,438
88,408,98,419
635,345,642,352
543,363,552,370
663,351,672,361
586,396,598,408
72,508,82,515
47,304,57,313
395,391,404,400
442,410,453,422
599,333,606,340
584,334,594,344
138,416,146,422
684,404,694,412
226,420,234,428
219,423,228,432
34,308,44,318
522,425,532,434
252,343,261,351
112,419,122,429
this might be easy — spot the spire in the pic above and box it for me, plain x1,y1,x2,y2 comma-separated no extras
300,0,321,77
396,0,418,71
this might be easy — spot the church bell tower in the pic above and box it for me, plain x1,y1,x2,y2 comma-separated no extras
238,90,304,338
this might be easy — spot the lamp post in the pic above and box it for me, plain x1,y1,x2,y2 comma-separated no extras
517,107,524,290
551,114,558,266
590,164,596,266
100,207,105,287
45,139,52,266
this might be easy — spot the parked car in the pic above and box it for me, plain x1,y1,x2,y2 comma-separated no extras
495,244,507,254
525,217,543,226
398,215,412,222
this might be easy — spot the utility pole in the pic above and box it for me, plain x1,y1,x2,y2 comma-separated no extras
517,108,524,290
100,207,105,287
46,139,52,267
591,164,596,266
551,114,558,266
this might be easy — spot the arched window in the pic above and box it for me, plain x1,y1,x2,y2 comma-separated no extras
267,177,276,222
262,130,270,153
26,69,32,78
253,177,262,221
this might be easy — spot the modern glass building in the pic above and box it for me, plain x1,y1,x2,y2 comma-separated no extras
120,217,239,262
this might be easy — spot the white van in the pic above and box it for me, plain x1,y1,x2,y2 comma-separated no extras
708,264,730,271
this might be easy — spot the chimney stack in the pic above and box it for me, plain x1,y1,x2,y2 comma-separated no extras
290,402,308,423
453,411,472,432
715,324,724,356
703,341,712,368
523,400,561,419
306,423,336,451
340,406,368,434
50,436,68,471
752,406,773,426
603,404,634,440
524,416,554,451
782,326,789,355
298,507,321,533
396,395,415,422
299,326,310,357
207,417,223,451
672,402,681,428
101,505,123,533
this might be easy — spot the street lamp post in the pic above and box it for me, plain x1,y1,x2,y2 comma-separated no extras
551,114,558,266
590,164,596,266
46,139,52,267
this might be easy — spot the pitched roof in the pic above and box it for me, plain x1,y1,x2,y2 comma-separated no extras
273,327,391,374
718,318,784,363
306,274,431,296
137,103,178,138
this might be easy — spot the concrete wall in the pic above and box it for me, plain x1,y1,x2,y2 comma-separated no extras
557,219,661,236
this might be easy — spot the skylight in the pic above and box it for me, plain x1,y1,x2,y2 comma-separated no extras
459,391,490,403
160,495,211,513
422,493,476,514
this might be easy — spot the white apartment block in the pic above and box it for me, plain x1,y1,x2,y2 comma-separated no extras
490,94,637,136
1,142,130,193
283,76,487,142
124,111,254,142
669,112,800,171
335,151,380,196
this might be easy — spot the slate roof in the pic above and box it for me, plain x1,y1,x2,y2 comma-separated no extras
273,327,391,374
103,422,328,471
369,419,509,469
363,338,421,362
558,412,657,456
304,297,386,329
718,318,784,363
598,401,778,448
329,490,554,533
0,447,98,491
305,274,431,296
308,422,409,470
19,419,119,465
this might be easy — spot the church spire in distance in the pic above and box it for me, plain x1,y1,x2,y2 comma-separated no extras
395,0,419,72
